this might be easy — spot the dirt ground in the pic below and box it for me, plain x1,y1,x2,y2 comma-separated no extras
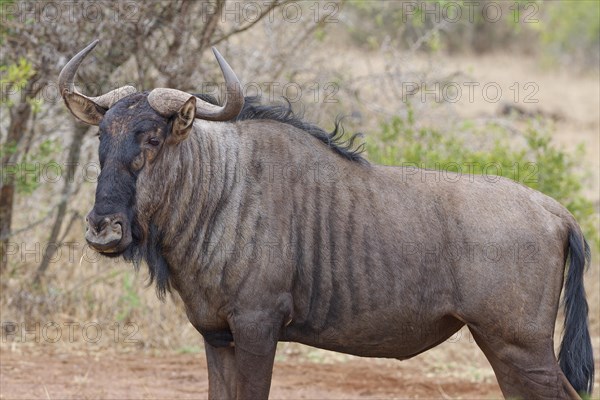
2,333,600,400
1,346,504,400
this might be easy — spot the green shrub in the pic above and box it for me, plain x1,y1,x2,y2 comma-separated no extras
366,110,598,249
343,1,598,68
0,139,60,194
538,1,600,67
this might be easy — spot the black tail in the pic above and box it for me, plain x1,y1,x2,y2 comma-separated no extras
558,230,594,395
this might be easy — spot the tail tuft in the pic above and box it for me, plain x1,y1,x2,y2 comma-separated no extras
558,230,594,395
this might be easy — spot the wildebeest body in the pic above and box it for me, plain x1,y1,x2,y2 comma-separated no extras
148,116,569,360
58,41,593,399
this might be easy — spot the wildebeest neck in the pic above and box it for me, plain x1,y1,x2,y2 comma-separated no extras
134,121,243,296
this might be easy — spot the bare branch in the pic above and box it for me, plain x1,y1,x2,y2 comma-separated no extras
210,0,294,47
199,0,225,52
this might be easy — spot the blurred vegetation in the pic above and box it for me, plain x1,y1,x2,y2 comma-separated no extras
0,139,59,194
116,271,142,323
345,0,600,67
366,108,599,249
0,58,35,106
0,57,56,191
537,0,600,67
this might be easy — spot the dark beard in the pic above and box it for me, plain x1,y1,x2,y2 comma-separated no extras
124,220,171,300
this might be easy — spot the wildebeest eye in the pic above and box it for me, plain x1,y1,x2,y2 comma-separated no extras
147,137,160,146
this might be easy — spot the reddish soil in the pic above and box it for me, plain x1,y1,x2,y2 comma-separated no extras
0,348,503,399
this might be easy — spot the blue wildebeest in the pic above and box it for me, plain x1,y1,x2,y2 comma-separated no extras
59,40,593,399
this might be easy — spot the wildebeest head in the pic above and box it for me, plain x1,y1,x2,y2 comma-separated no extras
58,40,244,257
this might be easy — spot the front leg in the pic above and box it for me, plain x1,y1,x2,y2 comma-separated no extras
230,310,284,399
205,339,237,399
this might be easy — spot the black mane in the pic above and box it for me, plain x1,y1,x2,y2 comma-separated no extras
195,94,366,163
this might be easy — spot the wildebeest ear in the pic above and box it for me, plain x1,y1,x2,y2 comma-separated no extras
63,92,106,125
170,96,196,143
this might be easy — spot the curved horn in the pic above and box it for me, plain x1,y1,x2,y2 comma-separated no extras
59,40,136,110
147,47,244,121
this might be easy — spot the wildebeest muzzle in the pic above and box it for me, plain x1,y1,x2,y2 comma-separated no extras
85,210,132,254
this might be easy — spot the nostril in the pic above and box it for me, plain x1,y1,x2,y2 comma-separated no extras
111,220,123,234
95,217,109,233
